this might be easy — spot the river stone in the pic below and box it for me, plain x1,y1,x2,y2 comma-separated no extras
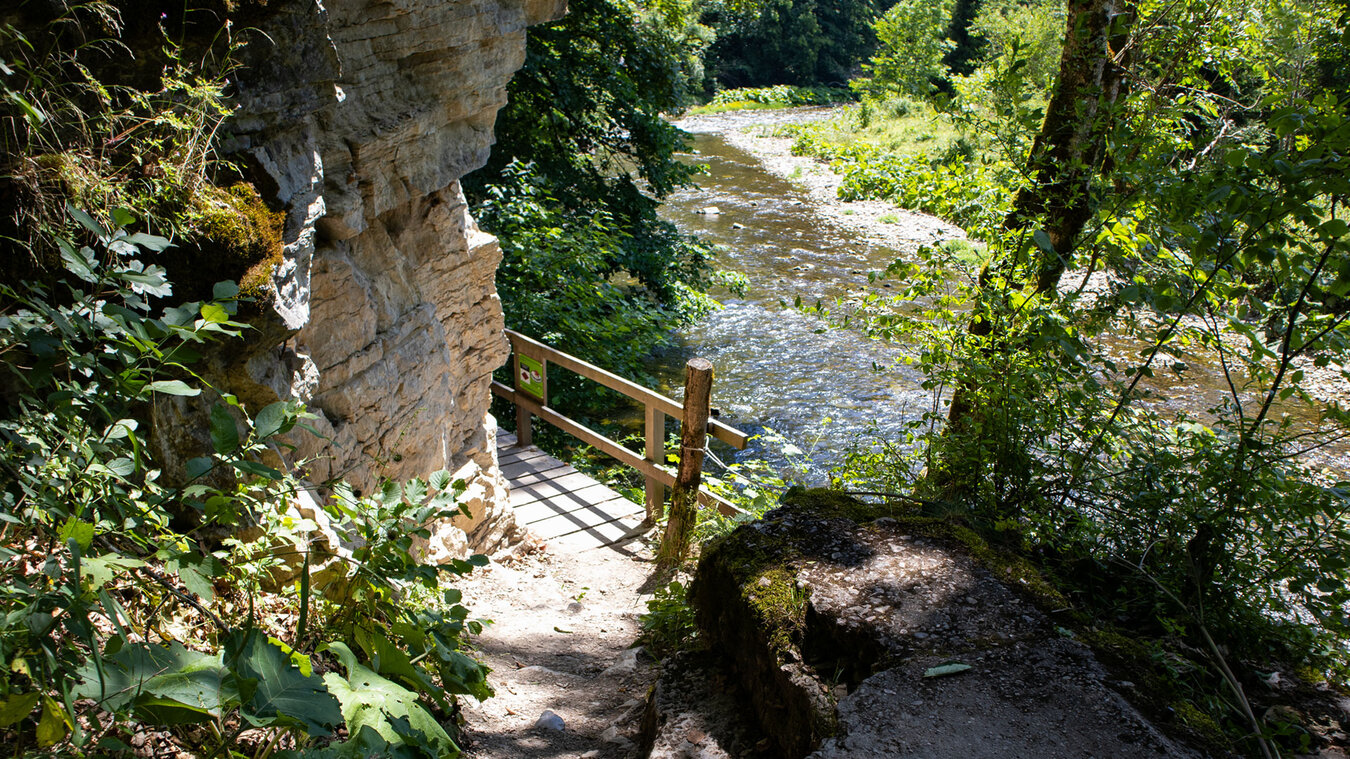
536,710,566,732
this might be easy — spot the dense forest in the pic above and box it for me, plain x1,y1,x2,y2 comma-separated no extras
1,0,1348,756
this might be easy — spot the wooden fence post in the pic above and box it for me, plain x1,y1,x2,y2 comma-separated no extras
644,405,666,523
657,358,713,565
512,341,547,448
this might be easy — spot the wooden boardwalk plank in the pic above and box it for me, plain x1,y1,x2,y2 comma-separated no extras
527,501,645,539
510,475,622,508
548,516,648,551
498,446,552,467
500,456,573,480
496,430,647,550
514,492,643,529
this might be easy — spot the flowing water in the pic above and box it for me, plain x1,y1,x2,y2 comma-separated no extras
650,126,937,478
647,111,1347,480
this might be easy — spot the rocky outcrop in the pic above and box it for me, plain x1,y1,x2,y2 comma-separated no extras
214,0,564,556
637,651,768,759
688,489,1201,759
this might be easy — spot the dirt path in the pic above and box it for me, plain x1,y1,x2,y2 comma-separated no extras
457,538,664,759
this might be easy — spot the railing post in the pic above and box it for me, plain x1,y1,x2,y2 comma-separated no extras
658,358,713,565
512,341,548,448
644,405,666,523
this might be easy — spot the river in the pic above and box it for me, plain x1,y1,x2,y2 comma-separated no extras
649,108,1347,481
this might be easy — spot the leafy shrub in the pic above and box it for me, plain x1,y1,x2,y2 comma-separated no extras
0,5,243,277
0,209,490,757
708,85,853,107
639,581,699,656
478,160,714,381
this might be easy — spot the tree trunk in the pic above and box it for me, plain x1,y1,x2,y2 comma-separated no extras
940,0,1132,489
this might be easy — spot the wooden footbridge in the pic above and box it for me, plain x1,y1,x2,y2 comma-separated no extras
491,330,750,551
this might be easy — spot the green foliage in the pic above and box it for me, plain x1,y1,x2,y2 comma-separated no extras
468,0,717,382
693,426,825,544
783,123,1012,235
476,161,712,381
321,642,460,757
0,4,245,277
967,0,1064,94
708,84,853,107
940,0,985,76
0,215,491,756
704,0,889,87
840,152,1012,235
475,0,702,203
859,0,954,99
793,0,1350,751
638,581,700,655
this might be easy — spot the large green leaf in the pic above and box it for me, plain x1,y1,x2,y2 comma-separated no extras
321,642,459,758
80,554,144,591
228,631,341,736
210,404,239,455
74,642,236,724
0,693,39,728
253,401,291,440
354,629,436,697
146,380,200,397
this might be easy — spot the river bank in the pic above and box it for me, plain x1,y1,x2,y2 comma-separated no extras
676,107,965,257
672,106,1348,454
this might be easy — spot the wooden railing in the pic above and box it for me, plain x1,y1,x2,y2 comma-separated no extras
490,329,748,518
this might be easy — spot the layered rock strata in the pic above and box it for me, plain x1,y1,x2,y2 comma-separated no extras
218,0,565,556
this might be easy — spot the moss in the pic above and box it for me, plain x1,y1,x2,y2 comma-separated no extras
1079,626,1237,753
1169,699,1228,747
166,181,284,303
701,527,805,662
744,566,808,655
946,524,1068,609
780,486,881,523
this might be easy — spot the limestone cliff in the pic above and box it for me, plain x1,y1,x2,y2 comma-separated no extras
219,0,564,557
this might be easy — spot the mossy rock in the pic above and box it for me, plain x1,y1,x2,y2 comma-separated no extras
690,487,897,757
689,488,1081,757
170,181,285,302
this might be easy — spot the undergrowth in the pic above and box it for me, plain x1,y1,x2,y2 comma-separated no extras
685,84,852,114
0,7,491,757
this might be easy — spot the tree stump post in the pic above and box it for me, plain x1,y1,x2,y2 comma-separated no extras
657,358,713,565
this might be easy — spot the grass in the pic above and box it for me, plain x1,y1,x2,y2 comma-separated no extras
686,100,791,115
776,98,964,161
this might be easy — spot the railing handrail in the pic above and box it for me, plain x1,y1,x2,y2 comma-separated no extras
500,330,749,449
490,329,748,518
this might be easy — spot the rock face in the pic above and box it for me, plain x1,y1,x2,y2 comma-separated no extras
689,489,1201,759
637,651,767,759
216,0,565,556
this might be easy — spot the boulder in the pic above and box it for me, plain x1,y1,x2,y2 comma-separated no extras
689,488,1201,759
